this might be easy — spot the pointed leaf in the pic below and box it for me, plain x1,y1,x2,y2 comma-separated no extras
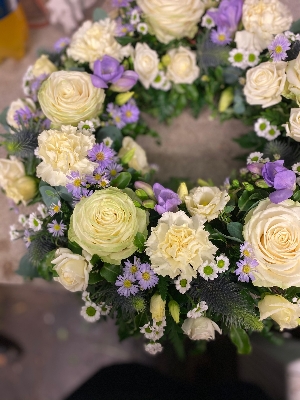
227,222,244,241
100,263,121,283
111,172,132,189
230,327,252,355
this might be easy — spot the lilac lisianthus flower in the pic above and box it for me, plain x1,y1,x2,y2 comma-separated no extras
153,183,181,215
110,70,139,92
91,56,124,89
262,160,296,204
207,0,243,33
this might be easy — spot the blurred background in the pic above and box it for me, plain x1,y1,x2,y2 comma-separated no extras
1,1,300,399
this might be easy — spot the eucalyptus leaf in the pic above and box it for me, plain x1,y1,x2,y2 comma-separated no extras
39,186,60,207
16,253,39,279
93,7,108,21
291,19,300,34
230,327,252,354
0,107,9,131
96,125,123,149
55,186,73,202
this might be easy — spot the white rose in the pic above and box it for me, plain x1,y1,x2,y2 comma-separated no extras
244,61,287,108
166,47,200,85
0,157,37,204
36,125,96,186
234,30,267,53
133,43,159,89
285,53,300,105
243,199,300,288
6,98,36,130
118,137,149,174
52,248,93,292
38,71,105,126
242,0,292,50
285,108,300,142
182,317,222,341
258,295,300,331
32,55,57,78
185,186,230,222
145,211,217,279
67,19,123,65
137,0,205,44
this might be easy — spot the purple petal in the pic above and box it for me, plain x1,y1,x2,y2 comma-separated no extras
247,163,264,175
273,170,296,191
91,75,108,88
153,183,164,198
269,189,293,204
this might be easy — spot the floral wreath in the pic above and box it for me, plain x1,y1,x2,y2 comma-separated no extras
1,0,300,357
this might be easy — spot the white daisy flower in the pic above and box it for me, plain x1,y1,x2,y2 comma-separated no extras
80,302,100,323
153,317,167,329
9,225,19,241
130,9,140,25
161,79,171,92
174,276,191,294
187,301,208,318
140,323,154,340
292,163,300,175
18,214,28,227
82,291,91,302
78,120,95,135
228,48,247,69
215,254,230,273
137,22,148,35
198,260,218,281
246,152,264,165
37,204,48,218
102,137,113,148
201,14,215,29
144,342,163,355
254,118,271,137
28,212,42,231
151,71,167,90
99,302,112,316
245,50,260,67
265,125,280,141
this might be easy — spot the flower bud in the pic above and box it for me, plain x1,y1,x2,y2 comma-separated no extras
135,189,149,200
134,181,156,200
255,179,270,188
115,91,134,106
242,182,254,191
121,148,135,165
161,54,171,67
142,199,156,209
218,87,234,113
110,70,139,92
168,300,180,323
177,182,188,201
150,294,166,321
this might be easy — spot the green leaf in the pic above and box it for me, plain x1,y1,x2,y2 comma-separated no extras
0,107,9,131
38,250,56,280
39,186,60,207
134,312,148,329
227,222,244,241
291,19,300,34
133,232,146,252
100,263,121,283
88,270,103,284
293,190,300,202
238,190,263,212
157,276,169,301
110,172,132,189
55,186,73,202
115,36,136,46
90,254,101,266
16,253,39,279
96,125,123,150
68,241,82,255
166,316,185,360
230,327,252,355
93,7,108,21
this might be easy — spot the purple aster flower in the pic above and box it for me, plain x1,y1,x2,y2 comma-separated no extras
73,188,94,204
207,0,243,33
13,106,34,125
53,37,70,52
120,102,140,124
41,118,51,130
30,73,48,101
112,0,130,7
136,263,158,290
210,27,232,46
86,165,107,185
105,162,123,179
110,70,139,92
49,200,62,217
268,35,291,62
262,160,296,204
124,257,142,277
88,143,116,167
115,18,134,37
66,171,86,197
115,273,139,297
23,230,32,248
153,183,182,215
240,242,255,259
47,220,67,237
91,56,124,89
235,258,258,282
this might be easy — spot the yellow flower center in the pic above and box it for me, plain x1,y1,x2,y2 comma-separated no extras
218,34,226,42
124,279,132,288
126,111,132,118
142,272,150,281
74,178,81,187
242,265,251,274
53,205,60,212
94,174,102,180
275,45,283,54
130,265,138,273
96,152,105,161
110,169,117,176
243,250,250,257
53,224,61,231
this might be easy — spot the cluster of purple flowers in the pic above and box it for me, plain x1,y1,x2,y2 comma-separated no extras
115,257,159,297
208,0,243,46
107,100,140,129
235,242,258,283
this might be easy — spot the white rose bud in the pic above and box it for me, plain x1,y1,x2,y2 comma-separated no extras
32,55,57,78
118,137,150,174
185,186,230,222
166,47,200,85
6,98,36,130
285,108,300,142
244,61,287,108
150,294,166,321
182,317,222,340
258,295,300,331
52,248,93,292
133,43,159,89
137,0,205,44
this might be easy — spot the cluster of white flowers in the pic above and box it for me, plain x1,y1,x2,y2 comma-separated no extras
80,291,112,323
247,152,269,165
254,118,280,141
228,48,260,70
187,301,208,319
140,317,166,355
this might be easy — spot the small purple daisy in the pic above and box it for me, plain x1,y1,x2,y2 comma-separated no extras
66,171,86,197
115,273,139,297
115,19,134,37
112,0,131,7
240,242,255,259
120,102,140,124
30,73,48,101
235,258,258,283
210,27,232,46
86,165,107,185
124,257,142,277
136,263,159,290
88,143,116,167
73,188,94,205
268,34,291,62
105,162,123,179
23,230,32,248
47,220,67,237
54,37,70,52
13,106,34,126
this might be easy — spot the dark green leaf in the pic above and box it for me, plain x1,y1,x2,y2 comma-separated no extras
157,276,169,301
89,270,103,284
93,7,108,21
68,241,82,255
227,222,244,241
293,190,300,202
291,19,300,34
134,312,148,329
166,316,185,360
115,36,136,46
133,232,146,252
90,254,101,266
238,190,263,212
38,249,56,280
96,125,123,150
111,172,132,189
16,253,39,279
230,327,252,355
100,263,121,283
0,107,9,131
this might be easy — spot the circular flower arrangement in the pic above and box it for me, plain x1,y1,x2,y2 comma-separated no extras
2,0,300,357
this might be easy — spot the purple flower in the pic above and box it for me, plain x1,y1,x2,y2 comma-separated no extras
210,27,232,46
73,188,94,204
105,162,123,179
47,220,67,237
268,35,291,62
66,171,86,197
30,73,48,101
115,273,139,297
13,106,34,125
86,165,109,185
124,257,142,277
91,56,124,89
120,101,140,124
235,258,257,282
88,143,116,167
136,263,158,290
110,70,139,92
240,242,255,259
54,37,70,52
207,0,243,33
153,183,182,215
112,0,130,7
24,230,31,248
115,17,134,36
262,160,296,204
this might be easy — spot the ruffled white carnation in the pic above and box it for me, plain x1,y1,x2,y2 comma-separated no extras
145,211,217,279
36,125,96,186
